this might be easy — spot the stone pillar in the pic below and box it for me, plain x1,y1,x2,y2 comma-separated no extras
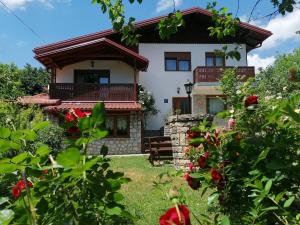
167,114,213,169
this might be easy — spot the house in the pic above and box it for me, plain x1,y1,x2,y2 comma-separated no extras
19,7,271,154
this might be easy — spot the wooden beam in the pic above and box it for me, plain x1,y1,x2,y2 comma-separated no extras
133,59,137,102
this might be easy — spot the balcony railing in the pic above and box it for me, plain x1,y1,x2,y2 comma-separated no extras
49,83,135,101
193,66,255,83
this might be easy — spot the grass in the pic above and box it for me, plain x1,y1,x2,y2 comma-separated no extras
110,156,210,225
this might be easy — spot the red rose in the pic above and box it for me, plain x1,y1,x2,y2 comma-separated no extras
198,151,209,169
245,95,258,107
74,109,86,118
159,205,191,225
12,180,33,199
211,169,222,183
65,112,75,123
198,156,206,169
67,126,80,133
184,173,201,190
186,130,201,139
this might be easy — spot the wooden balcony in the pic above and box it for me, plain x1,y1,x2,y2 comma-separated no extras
193,66,255,83
49,83,135,101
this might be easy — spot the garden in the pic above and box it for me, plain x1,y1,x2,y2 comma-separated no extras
0,48,299,224
1,0,300,223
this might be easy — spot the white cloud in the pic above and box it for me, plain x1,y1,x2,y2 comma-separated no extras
156,0,183,13
1,0,70,10
259,9,300,50
248,54,276,72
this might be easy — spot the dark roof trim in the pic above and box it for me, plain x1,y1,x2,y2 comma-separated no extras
34,7,272,54
35,38,149,70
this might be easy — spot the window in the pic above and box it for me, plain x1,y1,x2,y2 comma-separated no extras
74,70,110,84
105,115,130,138
165,52,191,71
173,97,190,115
207,97,226,115
205,53,225,67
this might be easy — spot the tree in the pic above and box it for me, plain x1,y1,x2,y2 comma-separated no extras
0,63,23,100
20,64,50,96
0,62,50,100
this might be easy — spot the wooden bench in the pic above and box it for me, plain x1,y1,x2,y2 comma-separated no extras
148,136,173,165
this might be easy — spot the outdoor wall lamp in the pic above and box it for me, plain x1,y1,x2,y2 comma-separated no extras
184,81,194,114
177,87,180,94
91,60,95,68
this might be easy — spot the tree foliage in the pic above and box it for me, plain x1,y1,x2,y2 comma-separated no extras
0,63,50,100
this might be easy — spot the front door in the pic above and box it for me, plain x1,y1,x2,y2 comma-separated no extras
172,97,190,115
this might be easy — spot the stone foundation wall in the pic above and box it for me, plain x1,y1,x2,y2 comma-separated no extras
167,114,213,169
87,112,142,155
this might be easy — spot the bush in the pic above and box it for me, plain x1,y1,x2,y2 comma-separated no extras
0,104,132,225
36,124,64,153
0,102,44,130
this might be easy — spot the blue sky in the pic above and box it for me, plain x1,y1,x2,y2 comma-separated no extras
0,0,299,69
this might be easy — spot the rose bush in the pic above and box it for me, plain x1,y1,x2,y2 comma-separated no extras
0,103,132,225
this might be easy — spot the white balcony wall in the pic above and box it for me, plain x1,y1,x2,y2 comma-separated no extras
56,60,135,83
139,43,247,130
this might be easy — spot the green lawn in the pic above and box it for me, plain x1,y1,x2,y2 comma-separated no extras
110,156,210,225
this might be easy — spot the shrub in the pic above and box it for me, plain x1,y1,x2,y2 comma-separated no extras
0,103,132,225
36,124,64,153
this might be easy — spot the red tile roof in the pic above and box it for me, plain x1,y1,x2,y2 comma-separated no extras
17,93,61,106
44,102,142,112
18,94,142,112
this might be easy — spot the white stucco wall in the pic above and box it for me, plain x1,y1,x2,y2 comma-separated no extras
138,43,247,130
56,60,135,83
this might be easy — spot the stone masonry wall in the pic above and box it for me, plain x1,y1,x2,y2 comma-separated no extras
87,112,142,155
167,114,213,169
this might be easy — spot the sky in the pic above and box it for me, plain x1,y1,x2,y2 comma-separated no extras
0,0,299,70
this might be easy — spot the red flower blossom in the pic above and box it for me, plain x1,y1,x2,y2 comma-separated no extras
198,151,209,169
245,95,258,107
67,126,80,133
12,179,33,199
186,130,201,139
74,109,86,118
188,163,193,171
211,169,222,183
198,156,206,169
159,205,191,225
65,112,76,123
184,173,201,190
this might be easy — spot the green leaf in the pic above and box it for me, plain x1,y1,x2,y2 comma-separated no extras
106,207,122,216
11,152,29,164
32,121,49,131
36,145,51,157
0,197,9,206
219,216,231,225
208,193,219,205
113,193,124,202
264,180,272,194
0,209,14,225
57,148,81,169
0,127,11,139
0,160,17,174
284,196,295,208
